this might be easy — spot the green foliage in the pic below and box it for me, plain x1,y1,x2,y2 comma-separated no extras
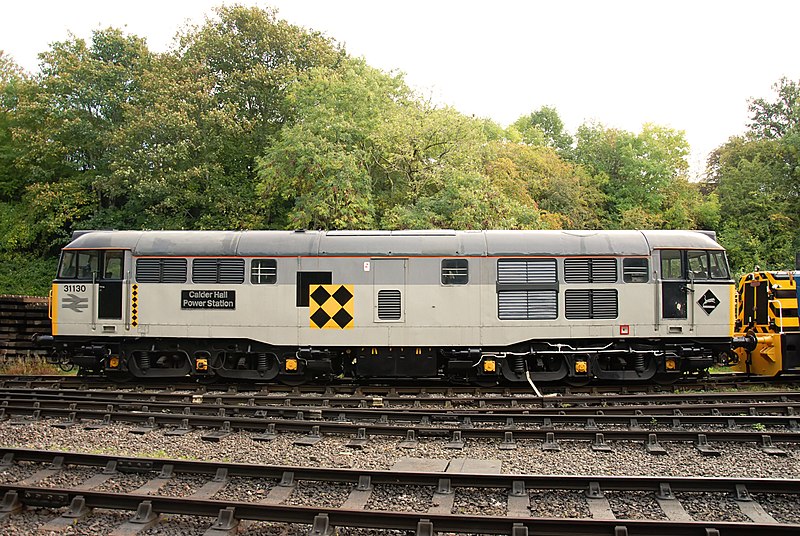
748,78,800,139
0,251,57,295
482,140,604,229
709,136,798,273
511,106,573,153
707,78,800,274
573,122,712,230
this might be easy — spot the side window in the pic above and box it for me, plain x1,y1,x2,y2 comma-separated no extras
102,251,124,280
660,250,683,280
687,251,709,280
708,251,729,279
76,251,99,280
251,259,277,284
623,258,649,283
58,251,77,279
441,259,468,285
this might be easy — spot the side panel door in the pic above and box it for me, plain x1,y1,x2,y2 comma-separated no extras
373,258,406,323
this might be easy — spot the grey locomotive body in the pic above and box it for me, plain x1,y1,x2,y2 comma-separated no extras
44,229,734,384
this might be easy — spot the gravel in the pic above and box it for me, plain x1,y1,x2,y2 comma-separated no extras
94,472,152,493
0,402,798,532
453,487,506,516
365,484,433,512
284,480,351,508
239,522,313,535
0,461,36,483
529,490,591,518
141,514,215,535
213,477,276,501
1,419,798,480
156,474,212,497
752,493,800,524
675,492,751,522
606,491,667,520
37,466,98,488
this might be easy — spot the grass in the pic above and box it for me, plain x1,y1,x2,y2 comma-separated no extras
0,356,76,376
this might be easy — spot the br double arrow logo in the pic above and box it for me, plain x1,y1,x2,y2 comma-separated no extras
62,293,89,313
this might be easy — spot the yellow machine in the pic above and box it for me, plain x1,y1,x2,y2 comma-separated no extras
732,270,800,375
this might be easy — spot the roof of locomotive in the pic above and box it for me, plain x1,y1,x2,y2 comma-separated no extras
63,229,722,257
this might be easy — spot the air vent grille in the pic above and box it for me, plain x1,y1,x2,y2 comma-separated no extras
498,259,557,284
192,258,245,284
565,289,618,319
135,258,187,283
498,290,558,320
564,258,617,283
377,289,402,320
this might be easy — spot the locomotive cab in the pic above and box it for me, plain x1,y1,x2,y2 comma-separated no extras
49,247,132,373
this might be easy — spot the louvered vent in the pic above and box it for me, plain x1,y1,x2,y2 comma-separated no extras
565,289,618,319
377,289,402,320
498,290,558,320
564,258,617,283
192,259,245,284
497,259,557,283
591,259,618,283
218,259,245,283
135,258,187,283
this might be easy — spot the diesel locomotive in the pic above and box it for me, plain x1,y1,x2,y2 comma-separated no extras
39,229,738,385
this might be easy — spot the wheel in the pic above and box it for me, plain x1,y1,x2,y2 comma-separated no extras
106,371,134,383
472,378,500,387
563,376,592,387
652,372,683,385
195,374,219,385
278,373,310,386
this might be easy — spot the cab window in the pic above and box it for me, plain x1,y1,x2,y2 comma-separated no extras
76,251,99,280
708,251,729,279
687,250,709,280
660,250,683,280
102,251,124,280
58,250,104,280
58,251,78,279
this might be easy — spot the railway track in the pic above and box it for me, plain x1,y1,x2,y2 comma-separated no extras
2,372,800,396
0,387,800,452
1,448,799,535
2,376,800,534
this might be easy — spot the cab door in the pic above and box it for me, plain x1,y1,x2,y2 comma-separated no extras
97,250,125,321
660,250,688,323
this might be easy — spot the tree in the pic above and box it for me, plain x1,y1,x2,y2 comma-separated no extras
709,135,798,272
707,78,800,273
748,78,800,139
178,5,345,179
257,59,401,229
573,122,703,229
0,51,26,200
482,140,604,229
511,106,573,153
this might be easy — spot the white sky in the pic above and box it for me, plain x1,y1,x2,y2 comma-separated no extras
3,0,799,178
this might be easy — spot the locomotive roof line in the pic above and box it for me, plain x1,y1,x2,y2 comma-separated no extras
64,229,722,257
